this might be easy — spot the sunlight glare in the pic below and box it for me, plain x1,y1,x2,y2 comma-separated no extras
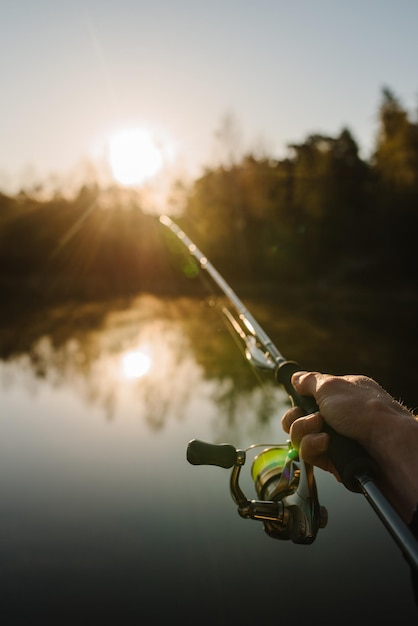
108,128,163,186
121,349,151,380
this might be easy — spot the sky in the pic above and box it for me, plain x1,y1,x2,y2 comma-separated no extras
1,0,418,196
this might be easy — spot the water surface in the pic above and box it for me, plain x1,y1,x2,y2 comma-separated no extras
0,295,416,624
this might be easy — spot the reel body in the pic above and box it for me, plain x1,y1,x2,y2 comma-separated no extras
187,439,327,544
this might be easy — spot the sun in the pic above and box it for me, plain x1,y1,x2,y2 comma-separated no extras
108,127,164,186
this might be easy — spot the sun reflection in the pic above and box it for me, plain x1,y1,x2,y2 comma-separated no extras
121,349,151,380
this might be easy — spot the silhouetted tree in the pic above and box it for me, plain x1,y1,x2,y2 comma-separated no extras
371,88,418,284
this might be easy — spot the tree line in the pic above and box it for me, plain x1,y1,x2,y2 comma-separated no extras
179,87,417,291
0,87,417,311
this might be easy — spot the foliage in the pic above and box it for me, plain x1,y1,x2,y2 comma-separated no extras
181,88,417,290
0,186,187,308
0,87,417,308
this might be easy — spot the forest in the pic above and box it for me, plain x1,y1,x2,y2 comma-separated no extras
0,88,417,308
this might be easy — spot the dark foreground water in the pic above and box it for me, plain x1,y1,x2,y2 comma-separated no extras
0,294,416,624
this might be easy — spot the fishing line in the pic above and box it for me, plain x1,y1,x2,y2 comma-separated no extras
165,216,276,403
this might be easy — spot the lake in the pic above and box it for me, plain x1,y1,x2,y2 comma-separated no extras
0,294,416,624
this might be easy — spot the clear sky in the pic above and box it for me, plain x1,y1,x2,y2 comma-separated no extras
1,0,418,194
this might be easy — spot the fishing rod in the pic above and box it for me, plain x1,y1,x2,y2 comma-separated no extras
160,215,418,565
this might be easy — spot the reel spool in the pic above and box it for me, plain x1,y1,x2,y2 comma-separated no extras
251,446,299,501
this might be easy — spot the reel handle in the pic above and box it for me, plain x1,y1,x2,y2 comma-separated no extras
187,439,238,468
276,361,378,492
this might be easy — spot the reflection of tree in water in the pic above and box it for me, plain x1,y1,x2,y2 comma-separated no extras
0,296,262,431
209,377,289,445
0,294,289,435
0,303,201,427
178,296,291,440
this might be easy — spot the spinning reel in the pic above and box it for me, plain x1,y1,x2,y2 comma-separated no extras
187,438,328,544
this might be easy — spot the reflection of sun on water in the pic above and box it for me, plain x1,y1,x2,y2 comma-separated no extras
121,349,151,380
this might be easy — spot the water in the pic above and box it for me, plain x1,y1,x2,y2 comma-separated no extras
0,295,416,624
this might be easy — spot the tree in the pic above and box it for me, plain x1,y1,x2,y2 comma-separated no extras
212,111,243,167
373,87,418,190
371,87,418,284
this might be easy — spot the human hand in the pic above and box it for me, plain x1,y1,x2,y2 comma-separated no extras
281,371,418,521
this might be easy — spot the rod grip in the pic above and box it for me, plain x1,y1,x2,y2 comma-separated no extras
276,361,377,492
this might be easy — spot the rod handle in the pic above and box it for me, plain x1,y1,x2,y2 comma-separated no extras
276,361,378,492
187,439,238,468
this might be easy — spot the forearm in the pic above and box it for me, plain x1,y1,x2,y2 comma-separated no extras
368,406,418,523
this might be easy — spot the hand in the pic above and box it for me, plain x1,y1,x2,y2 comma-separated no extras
281,371,418,522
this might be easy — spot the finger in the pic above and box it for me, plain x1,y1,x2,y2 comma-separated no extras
291,370,322,396
299,433,341,482
289,411,324,449
299,432,329,463
299,434,333,473
281,406,304,433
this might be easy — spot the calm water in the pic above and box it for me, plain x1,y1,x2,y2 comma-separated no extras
0,295,416,624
